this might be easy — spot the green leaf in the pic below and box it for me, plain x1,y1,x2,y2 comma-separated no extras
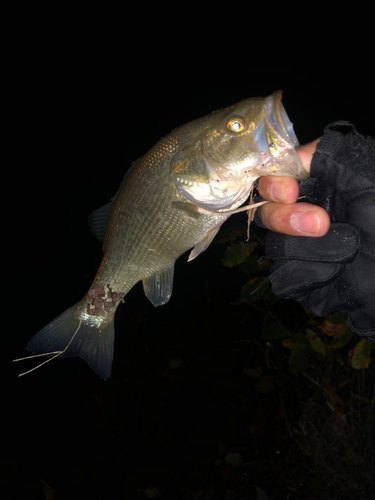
221,241,254,268
216,222,248,243
256,486,270,500
289,334,312,374
298,333,312,352
289,348,308,375
240,277,270,303
262,323,291,340
237,254,262,274
326,313,347,325
351,339,372,369
262,285,279,305
319,314,353,348
328,328,353,349
306,329,326,356
282,338,295,350
330,350,345,366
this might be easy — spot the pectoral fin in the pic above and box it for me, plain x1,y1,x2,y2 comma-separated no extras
143,263,175,307
188,226,221,262
171,202,200,219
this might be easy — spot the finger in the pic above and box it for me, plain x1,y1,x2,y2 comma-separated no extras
296,138,322,173
258,176,300,204
258,202,330,237
258,138,322,204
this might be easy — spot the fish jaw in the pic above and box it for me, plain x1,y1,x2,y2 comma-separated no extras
170,91,308,212
253,90,308,181
171,149,258,211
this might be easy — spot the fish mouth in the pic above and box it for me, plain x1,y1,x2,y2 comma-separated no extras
174,172,253,212
171,91,308,213
254,90,308,181
267,90,299,147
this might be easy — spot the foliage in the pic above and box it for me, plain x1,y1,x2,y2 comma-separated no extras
216,222,375,499
221,225,374,373
352,338,373,369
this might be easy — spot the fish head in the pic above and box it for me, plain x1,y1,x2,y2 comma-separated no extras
170,90,308,211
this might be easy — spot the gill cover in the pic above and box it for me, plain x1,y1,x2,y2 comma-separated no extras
170,147,254,210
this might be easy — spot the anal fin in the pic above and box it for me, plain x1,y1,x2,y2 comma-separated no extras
143,262,175,307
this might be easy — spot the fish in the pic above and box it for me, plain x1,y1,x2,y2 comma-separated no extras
22,91,308,379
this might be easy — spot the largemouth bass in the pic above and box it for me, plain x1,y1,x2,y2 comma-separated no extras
24,91,308,379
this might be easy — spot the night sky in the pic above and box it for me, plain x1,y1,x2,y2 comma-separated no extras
4,75,374,499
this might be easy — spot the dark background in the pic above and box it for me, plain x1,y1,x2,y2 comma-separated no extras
3,74,374,499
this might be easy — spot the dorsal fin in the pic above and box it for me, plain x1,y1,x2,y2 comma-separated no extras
88,159,141,241
88,202,112,241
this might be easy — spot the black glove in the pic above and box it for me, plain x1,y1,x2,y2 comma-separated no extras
261,122,375,340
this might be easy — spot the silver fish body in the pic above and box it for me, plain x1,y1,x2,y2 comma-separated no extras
27,91,308,378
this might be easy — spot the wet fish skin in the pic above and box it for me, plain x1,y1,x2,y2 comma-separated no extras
26,91,307,379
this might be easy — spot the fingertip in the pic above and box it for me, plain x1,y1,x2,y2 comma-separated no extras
296,138,322,174
289,205,331,237
318,207,331,236
258,176,299,203
259,202,330,238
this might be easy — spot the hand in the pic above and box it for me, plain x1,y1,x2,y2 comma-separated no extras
255,123,375,337
257,139,331,237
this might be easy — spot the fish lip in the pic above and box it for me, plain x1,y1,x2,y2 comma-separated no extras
254,91,309,181
172,91,308,210
268,90,299,147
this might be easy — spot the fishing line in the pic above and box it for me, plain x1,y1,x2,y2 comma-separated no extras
196,199,270,216
196,196,306,216
13,319,82,377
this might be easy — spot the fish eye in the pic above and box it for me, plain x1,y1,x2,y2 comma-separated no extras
226,117,245,133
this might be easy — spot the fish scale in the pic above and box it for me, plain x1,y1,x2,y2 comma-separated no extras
24,91,308,379
97,134,226,294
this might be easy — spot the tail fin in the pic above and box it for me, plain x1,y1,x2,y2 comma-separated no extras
26,301,115,379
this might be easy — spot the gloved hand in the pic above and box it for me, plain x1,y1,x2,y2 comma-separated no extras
259,122,375,340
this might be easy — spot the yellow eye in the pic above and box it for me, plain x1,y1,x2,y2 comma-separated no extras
227,117,245,133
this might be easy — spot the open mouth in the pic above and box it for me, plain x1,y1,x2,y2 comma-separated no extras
267,90,300,147
253,91,308,180
171,91,309,213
